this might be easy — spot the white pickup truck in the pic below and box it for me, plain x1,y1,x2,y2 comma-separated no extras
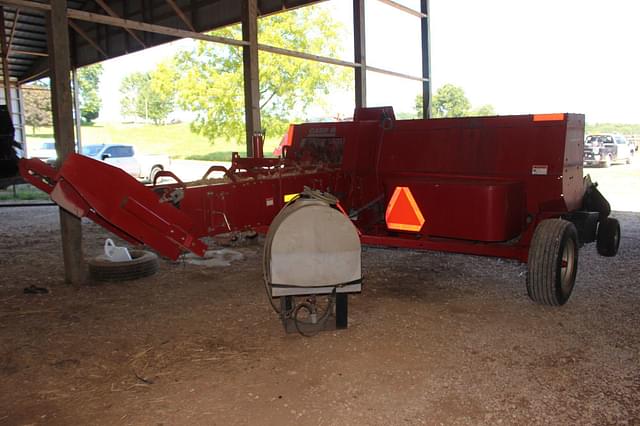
80,144,170,182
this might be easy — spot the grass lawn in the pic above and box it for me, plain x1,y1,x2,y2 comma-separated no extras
0,184,50,201
8,122,284,200
25,122,283,161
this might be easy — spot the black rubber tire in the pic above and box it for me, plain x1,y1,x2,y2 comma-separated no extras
527,219,579,306
89,250,159,282
596,217,620,257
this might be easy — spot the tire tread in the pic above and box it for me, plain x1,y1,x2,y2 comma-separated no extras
596,217,620,257
527,219,578,306
89,250,159,282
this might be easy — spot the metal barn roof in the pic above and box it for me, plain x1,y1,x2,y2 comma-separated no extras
0,0,321,83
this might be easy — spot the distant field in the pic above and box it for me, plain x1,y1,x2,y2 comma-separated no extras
25,122,282,161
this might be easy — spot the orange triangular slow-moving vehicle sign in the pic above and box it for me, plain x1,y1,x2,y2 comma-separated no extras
385,186,425,232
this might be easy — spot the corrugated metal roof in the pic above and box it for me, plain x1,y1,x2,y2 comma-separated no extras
1,0,322,83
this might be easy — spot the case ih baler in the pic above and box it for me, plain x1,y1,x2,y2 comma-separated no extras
20,107,619,310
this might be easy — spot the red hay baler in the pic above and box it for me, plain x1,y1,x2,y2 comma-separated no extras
21,107,619,308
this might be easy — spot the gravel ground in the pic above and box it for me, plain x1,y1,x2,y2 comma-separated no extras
0,163,639,425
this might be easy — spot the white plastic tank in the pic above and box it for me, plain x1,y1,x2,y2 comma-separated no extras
264,191,362,297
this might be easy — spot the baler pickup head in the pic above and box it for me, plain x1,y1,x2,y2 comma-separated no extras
19,154,207,260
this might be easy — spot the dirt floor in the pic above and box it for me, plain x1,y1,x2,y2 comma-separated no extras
1,163,639,425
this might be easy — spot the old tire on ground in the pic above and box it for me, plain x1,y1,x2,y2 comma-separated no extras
89,250,159,282
596,217,620,257
527,219,579,306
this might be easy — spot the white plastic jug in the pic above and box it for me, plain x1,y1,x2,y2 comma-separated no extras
104,238,132,262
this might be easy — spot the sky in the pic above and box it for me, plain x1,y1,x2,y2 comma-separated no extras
98,0,640,124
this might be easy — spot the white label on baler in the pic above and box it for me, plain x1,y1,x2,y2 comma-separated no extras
532,165,548,175
266,198,274,207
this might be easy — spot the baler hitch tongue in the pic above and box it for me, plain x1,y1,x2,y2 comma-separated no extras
18,155,207,261
582,174,611,218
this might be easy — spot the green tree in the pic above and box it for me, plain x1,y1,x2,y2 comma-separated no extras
470,104,496,117
23,83,52,134
119,72,143,119
415,84,496,118
174,6,349,143
78,64,103,123
415,93,424,118
432,84,471,118
119,61,177,125
586,123,640,134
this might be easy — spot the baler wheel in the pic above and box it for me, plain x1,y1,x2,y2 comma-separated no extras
88,250,159,282
596,217,620,257
527,219,578,306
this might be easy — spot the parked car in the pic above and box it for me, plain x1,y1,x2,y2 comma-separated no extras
48,144,170,182
583,134,634,167
29,139,56,160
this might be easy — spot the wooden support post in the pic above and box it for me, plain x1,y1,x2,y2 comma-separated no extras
353,0,366,108
242,0,261,156
0,6,13,114
420,0,431,118
47,0,85,286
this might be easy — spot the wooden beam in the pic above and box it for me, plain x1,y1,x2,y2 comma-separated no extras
242,0,260,155
165,0,195,32
67,8,249,48
0,6,12,113
367,65,428,83
258,44,359,69
11,48,47,56
47,0,85,286
0,0,47,12
71,9,359,68
69,20,107,58
6,8,19,56
93,0,146,49
0,0,428,86
376,0,426,18
0,1,352,66
353,0,366,108
17,66,46,84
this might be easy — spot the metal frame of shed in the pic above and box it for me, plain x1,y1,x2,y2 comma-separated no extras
0,0,431,285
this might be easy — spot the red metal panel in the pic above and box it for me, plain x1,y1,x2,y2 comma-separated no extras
360,234,530,262
384,175,526,242
20,155,206,260
177,170,341,237
20,107,588,266
562,114,586,211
